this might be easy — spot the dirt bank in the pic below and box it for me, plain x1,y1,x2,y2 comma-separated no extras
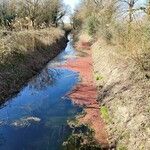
63,38,109,148
0,28,68,103
92,38,150,150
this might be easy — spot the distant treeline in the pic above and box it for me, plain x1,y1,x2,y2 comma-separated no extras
0,0,67,31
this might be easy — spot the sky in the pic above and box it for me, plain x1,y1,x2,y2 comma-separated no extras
63,0,81,23
62,0,147,23
63,0,80,12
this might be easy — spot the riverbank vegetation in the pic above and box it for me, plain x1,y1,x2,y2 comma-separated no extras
73,0,150,149
73,0,150,75
0,0,69,102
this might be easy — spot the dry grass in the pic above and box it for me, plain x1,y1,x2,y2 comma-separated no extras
73,1,150,149
0,28,64,56
0,28,67,103
113,23,150,74
92,39,150,150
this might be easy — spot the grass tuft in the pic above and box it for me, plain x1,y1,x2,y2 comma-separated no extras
100,106,110,123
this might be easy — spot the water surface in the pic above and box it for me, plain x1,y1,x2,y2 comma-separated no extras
0,36,82,150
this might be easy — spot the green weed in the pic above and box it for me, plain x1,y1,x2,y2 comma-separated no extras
100,106,110,122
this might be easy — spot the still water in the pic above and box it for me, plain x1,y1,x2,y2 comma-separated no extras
0,36,82,150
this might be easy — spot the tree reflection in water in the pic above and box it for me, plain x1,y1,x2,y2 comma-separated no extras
29,68,62,91
0,133,5,146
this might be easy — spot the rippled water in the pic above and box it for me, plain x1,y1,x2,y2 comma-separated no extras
0,36,82,150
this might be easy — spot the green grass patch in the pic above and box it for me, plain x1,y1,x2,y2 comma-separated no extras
100,106,110,122
94,73,104,81
117,145,128,150
96,75,103,81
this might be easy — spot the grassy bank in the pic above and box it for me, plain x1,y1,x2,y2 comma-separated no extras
75,30,150,149
92,37,150,150
0,28,68,103
73,1,150,149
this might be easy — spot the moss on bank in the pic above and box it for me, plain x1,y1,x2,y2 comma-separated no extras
0,28,68,103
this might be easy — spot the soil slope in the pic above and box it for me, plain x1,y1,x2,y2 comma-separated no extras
92,39,150,150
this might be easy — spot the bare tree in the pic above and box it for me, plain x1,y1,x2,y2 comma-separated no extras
0,0,66,29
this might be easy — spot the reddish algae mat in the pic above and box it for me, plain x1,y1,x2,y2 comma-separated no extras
63,41,109,147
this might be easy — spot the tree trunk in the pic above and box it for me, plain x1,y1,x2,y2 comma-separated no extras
128,0,134,34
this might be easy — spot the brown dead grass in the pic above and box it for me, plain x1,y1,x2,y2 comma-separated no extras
0,28,67,103
92,39,150,150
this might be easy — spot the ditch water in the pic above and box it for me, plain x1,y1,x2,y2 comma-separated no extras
0,36,82,150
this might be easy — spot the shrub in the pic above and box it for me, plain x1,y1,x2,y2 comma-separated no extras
86,15,99,36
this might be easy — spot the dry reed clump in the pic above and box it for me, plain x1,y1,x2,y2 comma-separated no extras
0,28,64,61
113,23,150,77
91,20,150,78
0,28,66,102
